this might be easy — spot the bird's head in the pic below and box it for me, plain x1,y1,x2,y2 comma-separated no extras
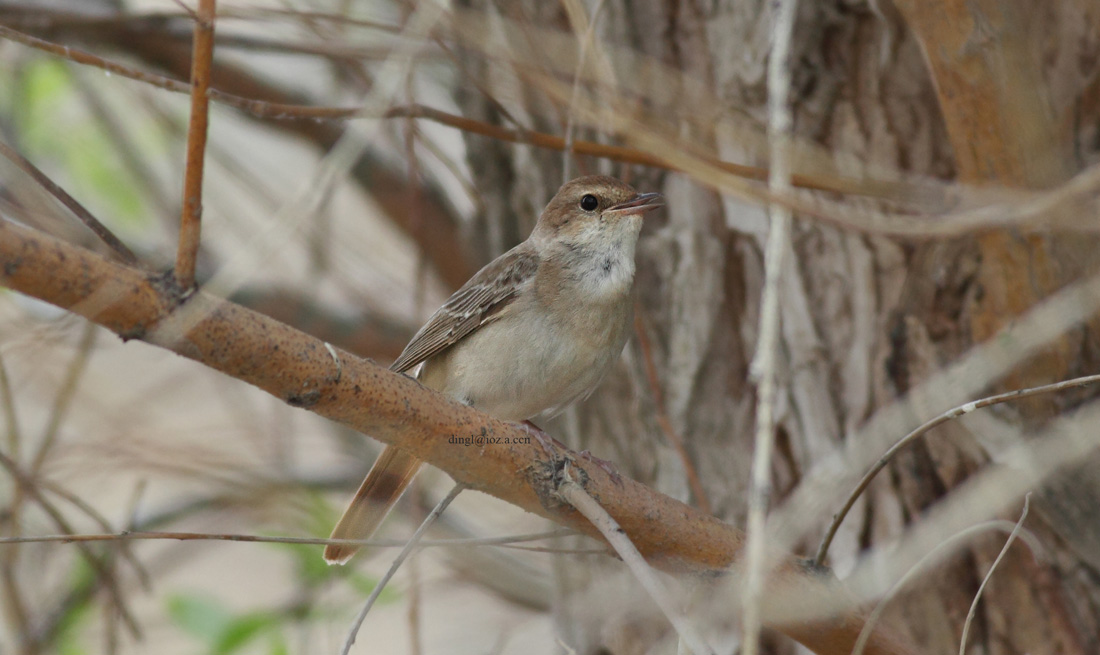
532,176,664,250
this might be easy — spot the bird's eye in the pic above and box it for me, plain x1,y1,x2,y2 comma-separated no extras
580,194,599,211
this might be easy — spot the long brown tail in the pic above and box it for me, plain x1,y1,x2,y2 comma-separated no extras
324,446,423,564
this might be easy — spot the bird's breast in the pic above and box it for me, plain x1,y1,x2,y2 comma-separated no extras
419,290,632,422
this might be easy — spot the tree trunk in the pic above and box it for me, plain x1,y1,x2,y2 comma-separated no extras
452,0,1100,653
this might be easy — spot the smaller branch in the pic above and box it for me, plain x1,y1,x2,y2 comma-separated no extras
560,0,610,181
29,322,97,476
557,466,714,655
814,373,1100,566
341,484,465,655
0,141,137,264
174,0,216,290
633,311,711,514
959,495,1030,655
850,518,1039,655
37,478,152,591
0,451,142,640
0,529,567,549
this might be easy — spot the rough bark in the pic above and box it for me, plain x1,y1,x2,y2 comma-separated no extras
450,1,1100,653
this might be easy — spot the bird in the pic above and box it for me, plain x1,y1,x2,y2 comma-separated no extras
324,175,664,564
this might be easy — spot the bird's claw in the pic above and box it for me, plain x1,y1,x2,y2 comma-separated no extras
518,420,567,456
579,449,623,486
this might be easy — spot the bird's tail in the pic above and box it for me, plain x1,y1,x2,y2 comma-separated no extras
324,445,423,564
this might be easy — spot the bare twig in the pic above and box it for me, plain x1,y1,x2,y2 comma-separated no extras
560,0,610,180
557,466,715,655
29,321,97,475
0,141,137,264
959,495,1031,655
814,373,1100,566
633,311,711,514
340,483,466,655
0,450,142,639
0,352,29,649
768,269,1100,564
0,24,929,203
0,24,360,119
174,0,216,290
0,529,568,549
851,517,1039,655
742,1,799,652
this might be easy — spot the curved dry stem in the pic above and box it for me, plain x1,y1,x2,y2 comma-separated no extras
959,495,1031,655
814,373,1100,566
742,1,799,652
850,514,1038,655
557,466,714,655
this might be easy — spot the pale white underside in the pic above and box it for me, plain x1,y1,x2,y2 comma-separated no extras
420,214,641,421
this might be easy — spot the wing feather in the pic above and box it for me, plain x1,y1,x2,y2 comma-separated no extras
389,245,539,373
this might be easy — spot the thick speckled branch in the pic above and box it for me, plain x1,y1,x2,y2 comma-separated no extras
0,217,911,655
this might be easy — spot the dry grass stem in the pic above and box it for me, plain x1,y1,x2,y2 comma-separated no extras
633,311,711,514
556,467,714,655
0,141,137,264
341,483,465,655
742,1,799,652
959,495,1031,655
815,373,1100,565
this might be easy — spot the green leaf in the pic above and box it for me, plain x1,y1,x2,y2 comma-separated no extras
166,593,232,644
55,601,93,655
347,572,400,605
267,632,290,655
214,612,280,655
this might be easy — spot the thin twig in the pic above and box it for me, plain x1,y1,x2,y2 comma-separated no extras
560,0,609,180
556,466,715,655
851,518,1039,655
959,495,1030,655
814,373,1100,566
0,352,29,649
0,141,137,264
0,25,926,203
0,450,142,639
174,0,217,290
38,479,152,591
341,484,466,655
0,529,566,548
633,311,711,514
29,322,97,476
742,1,799,653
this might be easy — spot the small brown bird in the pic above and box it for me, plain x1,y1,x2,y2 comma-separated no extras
324,175,663,564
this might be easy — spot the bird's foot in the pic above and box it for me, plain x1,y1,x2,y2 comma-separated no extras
579,450,624,486
518,420,567,456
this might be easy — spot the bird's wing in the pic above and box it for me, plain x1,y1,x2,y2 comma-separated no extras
389,245,539,373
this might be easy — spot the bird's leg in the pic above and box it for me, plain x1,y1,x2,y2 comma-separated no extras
516,421,623,485
517,420,567,455
578,449,623,486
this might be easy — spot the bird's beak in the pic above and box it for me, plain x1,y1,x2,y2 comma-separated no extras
604,192,664,216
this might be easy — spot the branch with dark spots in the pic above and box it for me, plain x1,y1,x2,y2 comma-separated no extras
0,216,910,655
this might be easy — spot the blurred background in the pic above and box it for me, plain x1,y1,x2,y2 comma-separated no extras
1,0,1100,653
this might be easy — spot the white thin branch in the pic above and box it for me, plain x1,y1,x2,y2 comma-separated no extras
556,467,714,655
959,494,1031,655
341,483,466,655
742,0,800,653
